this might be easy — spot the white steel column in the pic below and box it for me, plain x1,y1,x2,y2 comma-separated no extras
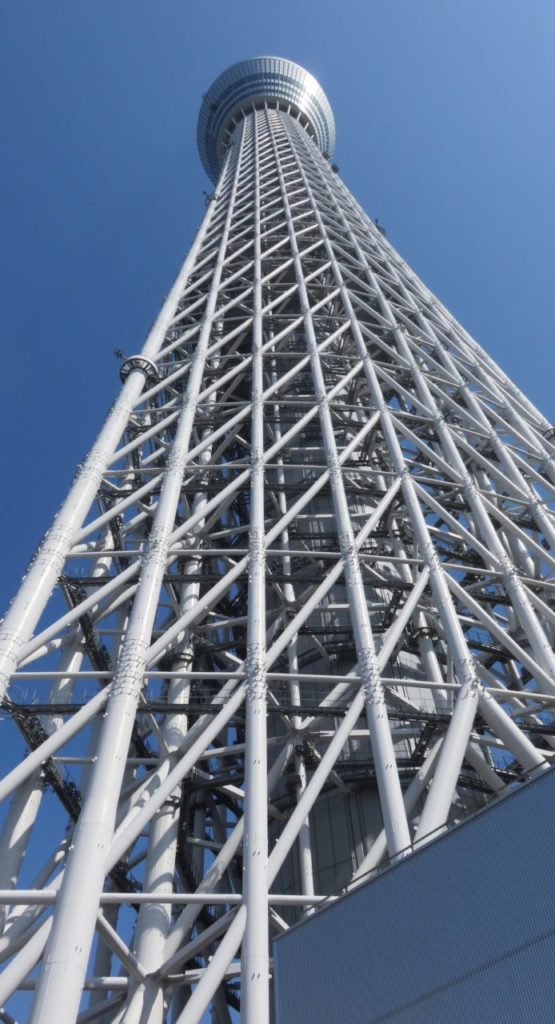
289,120,552,836
29,135,245,1024
241,108,270,1024
0,195,218,703
268,109,411,859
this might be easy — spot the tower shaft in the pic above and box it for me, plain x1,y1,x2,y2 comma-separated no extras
1,59,554,1024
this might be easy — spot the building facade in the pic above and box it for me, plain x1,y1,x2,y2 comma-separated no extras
274,767,555,1024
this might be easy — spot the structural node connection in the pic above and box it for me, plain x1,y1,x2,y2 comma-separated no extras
0,56,554,1024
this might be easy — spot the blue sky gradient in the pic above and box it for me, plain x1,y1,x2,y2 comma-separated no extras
2,0,554,609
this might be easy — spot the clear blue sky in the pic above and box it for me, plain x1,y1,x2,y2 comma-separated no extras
1,0,554,618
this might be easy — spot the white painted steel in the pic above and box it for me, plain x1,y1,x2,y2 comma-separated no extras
29,139,245,1024
0,57,553,1024
240,110,270,1024
0,192,218,704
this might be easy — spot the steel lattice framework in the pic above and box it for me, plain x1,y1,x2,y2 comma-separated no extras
1,57,554,1024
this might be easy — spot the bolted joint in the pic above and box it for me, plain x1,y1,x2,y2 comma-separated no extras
412,625,435,641
119,355,160,385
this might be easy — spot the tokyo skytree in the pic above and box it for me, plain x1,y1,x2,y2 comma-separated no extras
0,56,554,1024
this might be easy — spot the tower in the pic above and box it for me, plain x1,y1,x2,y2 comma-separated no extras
0,53,554,1023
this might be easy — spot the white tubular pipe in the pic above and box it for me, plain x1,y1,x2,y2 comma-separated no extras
20,336,360,668
76,320,349,546
384,323,555,687
301,128,554,713
463,743,505,794
107,684,246,870
159,740,294,977
266,567,430,888
145,399,379,668
125,385,221,1024
0,775,43,933
174,906,246,1024
336,168,552,441
269,688,366,884
0,916,53,1006
95,913,145,984
0,687,110,805
29,138,245,1024
77,994,125,1024
22,979,128,992
270,109,411,860
0,841,68,966
476,689,548,774
268,340,316,900
288,125,501,837
0,538,119,945
87,900,119,1023
0,891,336,908
104,535,345,944
0,187,218,703
424,342,555,548
352,738,443,881
241,109,270,1024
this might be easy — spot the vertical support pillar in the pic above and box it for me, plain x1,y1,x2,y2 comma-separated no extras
29,135,245,1024
0,195,219,703
241,107,270,1024
268,108,411,860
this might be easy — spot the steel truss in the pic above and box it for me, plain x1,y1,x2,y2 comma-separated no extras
0,63,554,1024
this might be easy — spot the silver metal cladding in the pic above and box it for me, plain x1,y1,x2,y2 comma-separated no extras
197,56,336,182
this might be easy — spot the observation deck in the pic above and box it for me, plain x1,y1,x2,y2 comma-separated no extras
197,56,335,183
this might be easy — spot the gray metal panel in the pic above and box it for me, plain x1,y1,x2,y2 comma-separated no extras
274,768,555,1024
387,935,555,1024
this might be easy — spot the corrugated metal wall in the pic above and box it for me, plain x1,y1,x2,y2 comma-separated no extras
273,768,555,1023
